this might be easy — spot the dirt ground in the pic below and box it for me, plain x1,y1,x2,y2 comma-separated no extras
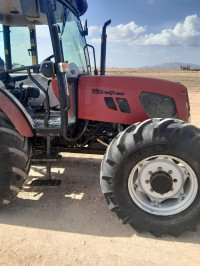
1,69,200,266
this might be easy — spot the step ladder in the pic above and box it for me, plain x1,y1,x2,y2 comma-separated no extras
30,115,62,186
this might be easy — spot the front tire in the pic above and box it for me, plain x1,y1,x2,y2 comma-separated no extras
0,112,31,204
100,119,200,237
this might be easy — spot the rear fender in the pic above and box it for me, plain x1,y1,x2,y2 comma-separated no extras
0,84,34,137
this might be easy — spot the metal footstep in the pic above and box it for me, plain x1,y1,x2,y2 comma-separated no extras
30,179,61,186
30,136,62,186
31,152,62,162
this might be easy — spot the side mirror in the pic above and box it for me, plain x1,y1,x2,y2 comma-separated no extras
82,19,88,36
40,61,55,78
20,0,40,18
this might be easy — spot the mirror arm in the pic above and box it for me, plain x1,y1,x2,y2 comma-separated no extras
82,19,88,36
85,44,98,75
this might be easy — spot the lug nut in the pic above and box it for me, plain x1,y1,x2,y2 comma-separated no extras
145,180,150,184
148,171,152,175
150,188,154,192
173,179,177,183
158,167,162,171
168,170,173,174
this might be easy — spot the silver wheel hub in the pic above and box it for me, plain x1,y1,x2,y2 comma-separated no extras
128,155,198,216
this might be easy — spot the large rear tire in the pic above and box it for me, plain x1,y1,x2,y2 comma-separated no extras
0,112,31,204
100,118,200,237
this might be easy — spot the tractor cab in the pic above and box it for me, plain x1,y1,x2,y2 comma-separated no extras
0,0,91,137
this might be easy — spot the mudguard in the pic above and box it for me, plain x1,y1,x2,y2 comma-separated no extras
0,83,34,137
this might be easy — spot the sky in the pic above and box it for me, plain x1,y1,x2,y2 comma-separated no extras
0,0,200,68
82,0,200,68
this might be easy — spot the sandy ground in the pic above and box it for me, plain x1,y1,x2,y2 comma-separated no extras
1,69,200,266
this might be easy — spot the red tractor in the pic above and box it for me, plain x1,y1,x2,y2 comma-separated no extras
0,0,199,237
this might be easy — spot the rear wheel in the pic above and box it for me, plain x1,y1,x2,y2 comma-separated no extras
0,112,31,204
100,118,200,237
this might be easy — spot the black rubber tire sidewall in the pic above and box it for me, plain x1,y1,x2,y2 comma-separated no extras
113,143,200,236
0,112,31,203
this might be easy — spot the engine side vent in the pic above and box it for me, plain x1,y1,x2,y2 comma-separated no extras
104,97,117,111
116,98,131,113
140,92,177,118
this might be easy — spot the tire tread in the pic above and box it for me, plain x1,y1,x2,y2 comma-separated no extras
100,118,200,237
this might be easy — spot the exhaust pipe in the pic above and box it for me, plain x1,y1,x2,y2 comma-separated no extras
100,19,111,76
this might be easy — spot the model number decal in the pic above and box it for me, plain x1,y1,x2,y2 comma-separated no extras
92,88,124,96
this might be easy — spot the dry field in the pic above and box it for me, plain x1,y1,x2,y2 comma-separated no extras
0,69,200,266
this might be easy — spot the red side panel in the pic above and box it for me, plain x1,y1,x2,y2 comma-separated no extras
78,76,189,125
0,91,33,137
52,79,59,100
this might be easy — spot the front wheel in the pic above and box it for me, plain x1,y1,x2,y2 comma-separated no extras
100,119,200,237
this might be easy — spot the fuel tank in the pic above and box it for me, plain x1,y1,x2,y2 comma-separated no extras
78,75,189,125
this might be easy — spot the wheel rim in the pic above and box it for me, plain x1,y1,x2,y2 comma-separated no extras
128,155,198,216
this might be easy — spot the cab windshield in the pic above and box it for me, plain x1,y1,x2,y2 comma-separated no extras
54,2,90,74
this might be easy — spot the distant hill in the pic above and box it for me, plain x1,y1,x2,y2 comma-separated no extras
142,62,200,69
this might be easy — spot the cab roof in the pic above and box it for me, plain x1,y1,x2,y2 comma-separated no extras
0,0,88,26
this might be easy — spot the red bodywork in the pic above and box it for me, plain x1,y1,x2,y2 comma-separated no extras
0,91,34,137
77,76,189,124
52,75,189,125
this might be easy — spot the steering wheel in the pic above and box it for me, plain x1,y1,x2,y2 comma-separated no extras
41,55,54,62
